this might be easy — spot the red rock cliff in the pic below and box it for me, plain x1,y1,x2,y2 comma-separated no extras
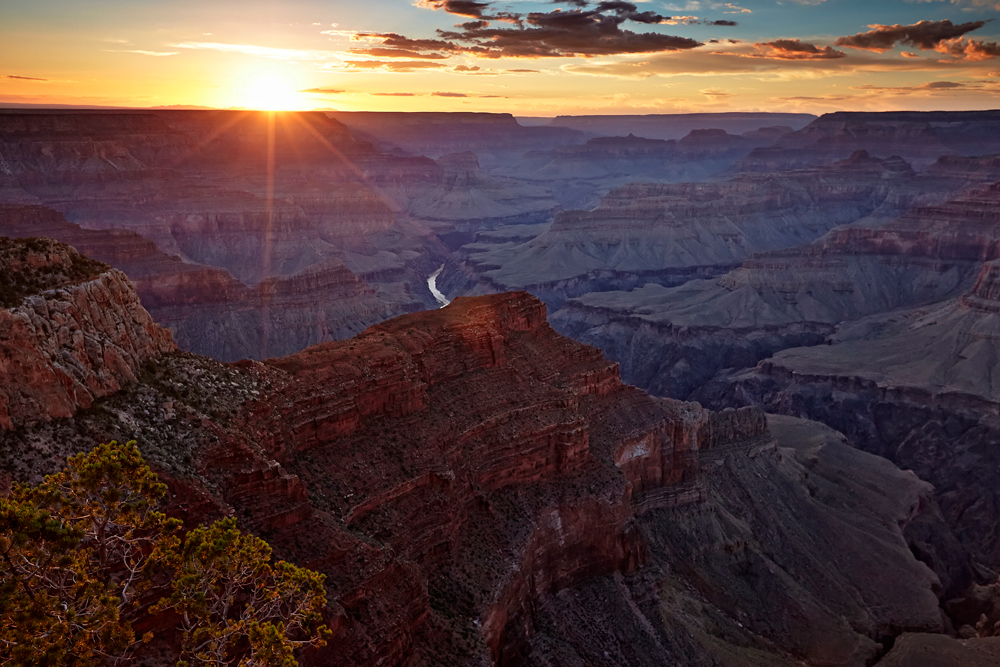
0,237,175,429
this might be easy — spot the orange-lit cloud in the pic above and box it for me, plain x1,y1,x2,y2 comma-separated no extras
835,19,990,52
750,39,846,60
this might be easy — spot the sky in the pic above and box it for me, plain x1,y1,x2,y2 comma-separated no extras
2,0,999,115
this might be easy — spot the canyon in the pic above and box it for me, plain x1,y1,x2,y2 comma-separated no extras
5,108,1000,665
0,237,976,665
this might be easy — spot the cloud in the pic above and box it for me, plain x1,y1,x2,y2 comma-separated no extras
370,92,418,96
835,19,989,52
417,0,492,19
903,0,1000,11
5,74,47,81
104,49,178,57
700,88,733,96
431,91,469,96
349,47,450,59
300,87,347,94
349,32,462,59
340,60,450,71
454,64,481,71
564,44,995,78
175,42,339,60
851,79,998,92
372,1,705,59
752,39,846,60
934,37,1000,60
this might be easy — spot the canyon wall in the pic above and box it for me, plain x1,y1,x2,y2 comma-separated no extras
0,245,960,665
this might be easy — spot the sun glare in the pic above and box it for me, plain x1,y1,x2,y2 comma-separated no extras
242,75,304,111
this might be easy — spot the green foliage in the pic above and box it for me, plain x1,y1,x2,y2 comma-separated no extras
1,441,330,667
152,519,330,667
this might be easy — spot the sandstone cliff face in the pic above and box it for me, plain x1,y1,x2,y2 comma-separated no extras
0,237,175,430
0,283,957,666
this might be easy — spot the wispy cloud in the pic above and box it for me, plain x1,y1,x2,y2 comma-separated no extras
174,42,340,60
300,87,346,94
5,74,48,81
105,49,178,57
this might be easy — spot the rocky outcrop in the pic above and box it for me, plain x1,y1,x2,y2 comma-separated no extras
0,237,175,429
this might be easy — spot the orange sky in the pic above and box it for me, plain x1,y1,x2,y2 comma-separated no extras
2,0,999,114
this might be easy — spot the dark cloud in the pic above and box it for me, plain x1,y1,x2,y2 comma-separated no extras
508,68,540,73
351,32,462,59
351,47,450,59
712,20,737,27
754,39,846,60
418,0,492,18
454,64,481,71
835,19,989,52
432,91,469,97
437,12,702,58
300,87,347,94
393,0,704,58
5,74,47,81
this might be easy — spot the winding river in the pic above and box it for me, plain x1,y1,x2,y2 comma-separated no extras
427,264,451,308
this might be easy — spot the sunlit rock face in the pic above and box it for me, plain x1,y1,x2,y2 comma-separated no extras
0,237,174,429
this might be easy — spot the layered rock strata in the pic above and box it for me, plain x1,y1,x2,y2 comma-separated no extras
464,151,915,309
706,257,1000,569
553,178,1000,399
0,268,961,666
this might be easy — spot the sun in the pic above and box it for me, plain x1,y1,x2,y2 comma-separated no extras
241,75,304,111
